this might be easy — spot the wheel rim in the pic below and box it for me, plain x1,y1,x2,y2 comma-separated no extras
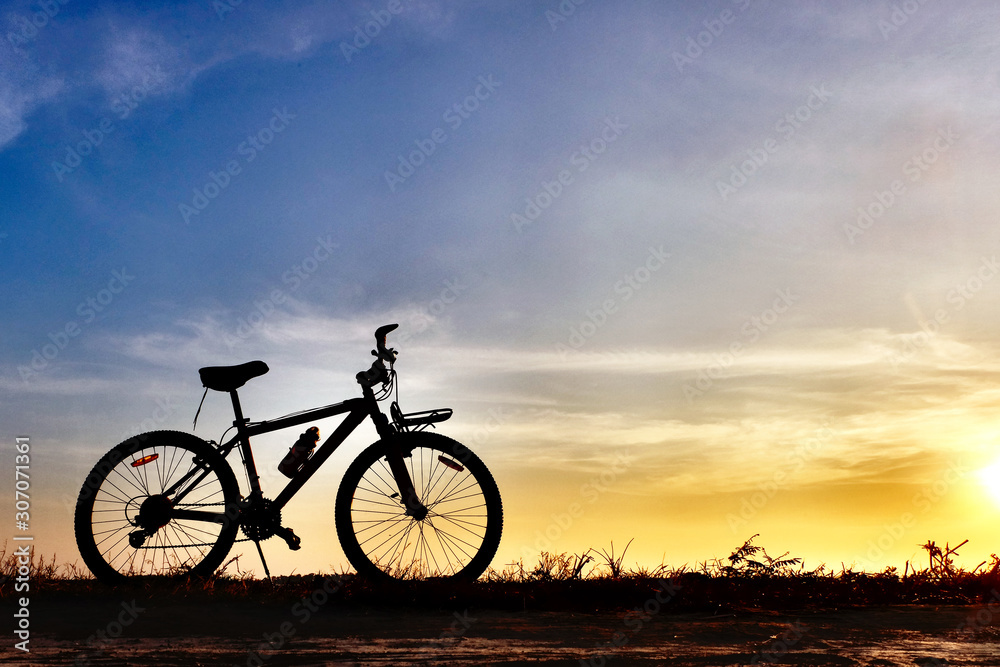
88,443,232,577
349,446,493,578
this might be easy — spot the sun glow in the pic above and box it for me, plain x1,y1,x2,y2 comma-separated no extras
977,459,1000,508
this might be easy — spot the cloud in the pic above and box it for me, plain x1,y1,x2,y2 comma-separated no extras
94,23,185,102
0,372,121,396
0,0,458,152
0,48,64,149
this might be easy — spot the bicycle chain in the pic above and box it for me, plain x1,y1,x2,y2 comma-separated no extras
133,500,253,549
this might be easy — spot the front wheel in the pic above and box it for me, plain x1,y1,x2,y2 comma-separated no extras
336,431,503,581
74,430,241,585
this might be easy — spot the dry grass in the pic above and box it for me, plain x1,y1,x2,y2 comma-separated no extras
5,536,1000,612
0,542,89,587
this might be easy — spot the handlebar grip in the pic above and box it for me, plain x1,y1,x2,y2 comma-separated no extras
375,323,398,340
374,323,398,362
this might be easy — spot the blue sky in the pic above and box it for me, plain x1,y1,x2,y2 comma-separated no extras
5,0,1000,575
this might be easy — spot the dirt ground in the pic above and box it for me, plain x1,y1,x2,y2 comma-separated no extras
5,597,1000,666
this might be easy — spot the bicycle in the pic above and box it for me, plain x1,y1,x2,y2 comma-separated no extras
74,324,503,584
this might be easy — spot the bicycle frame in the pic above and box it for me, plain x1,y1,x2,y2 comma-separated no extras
212,380,420,517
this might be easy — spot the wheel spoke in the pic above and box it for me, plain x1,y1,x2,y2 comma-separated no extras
342,437,501,581
76,433,238,583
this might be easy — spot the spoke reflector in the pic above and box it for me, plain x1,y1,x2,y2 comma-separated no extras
131,454,160,467
438,456,464,472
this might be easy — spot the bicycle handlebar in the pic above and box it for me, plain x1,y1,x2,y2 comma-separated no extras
357,324,398,387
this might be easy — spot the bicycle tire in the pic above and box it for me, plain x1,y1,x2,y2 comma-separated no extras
74,430,241,585
335,431,503,581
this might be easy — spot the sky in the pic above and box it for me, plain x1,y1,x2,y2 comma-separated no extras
4,0,1000,578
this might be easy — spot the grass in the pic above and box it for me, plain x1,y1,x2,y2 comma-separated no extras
5,535,1000,613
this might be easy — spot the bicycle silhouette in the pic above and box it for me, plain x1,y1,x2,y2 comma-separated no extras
74,324,503,583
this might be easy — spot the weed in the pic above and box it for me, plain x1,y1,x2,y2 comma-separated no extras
7,536,1000,613
724,533,803,576
920,539,967,579
528,550,594,581
594,538,634,579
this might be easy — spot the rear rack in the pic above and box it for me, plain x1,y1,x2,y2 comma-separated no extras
390,402,453,431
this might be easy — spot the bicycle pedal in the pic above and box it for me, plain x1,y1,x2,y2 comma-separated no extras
275,526,301,551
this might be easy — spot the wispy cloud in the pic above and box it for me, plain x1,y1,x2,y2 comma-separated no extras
0,56,64,149
94,23,184,100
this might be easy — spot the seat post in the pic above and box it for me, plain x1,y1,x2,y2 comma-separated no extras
230,389,263,494
229,390,246,425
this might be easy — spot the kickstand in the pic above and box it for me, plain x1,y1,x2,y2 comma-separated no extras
253,540,272,581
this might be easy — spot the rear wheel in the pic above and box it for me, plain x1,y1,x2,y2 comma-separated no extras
336,431,503,581
74,431,241,584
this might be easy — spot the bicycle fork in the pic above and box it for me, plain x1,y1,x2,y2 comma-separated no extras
383,438,427,520
369,399,426,520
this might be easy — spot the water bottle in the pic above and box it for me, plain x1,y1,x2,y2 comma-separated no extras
278,426,320,478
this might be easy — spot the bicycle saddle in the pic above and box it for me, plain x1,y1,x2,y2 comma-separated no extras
198,360,269,392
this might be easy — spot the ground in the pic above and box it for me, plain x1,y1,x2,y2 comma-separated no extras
7,597,1000,666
